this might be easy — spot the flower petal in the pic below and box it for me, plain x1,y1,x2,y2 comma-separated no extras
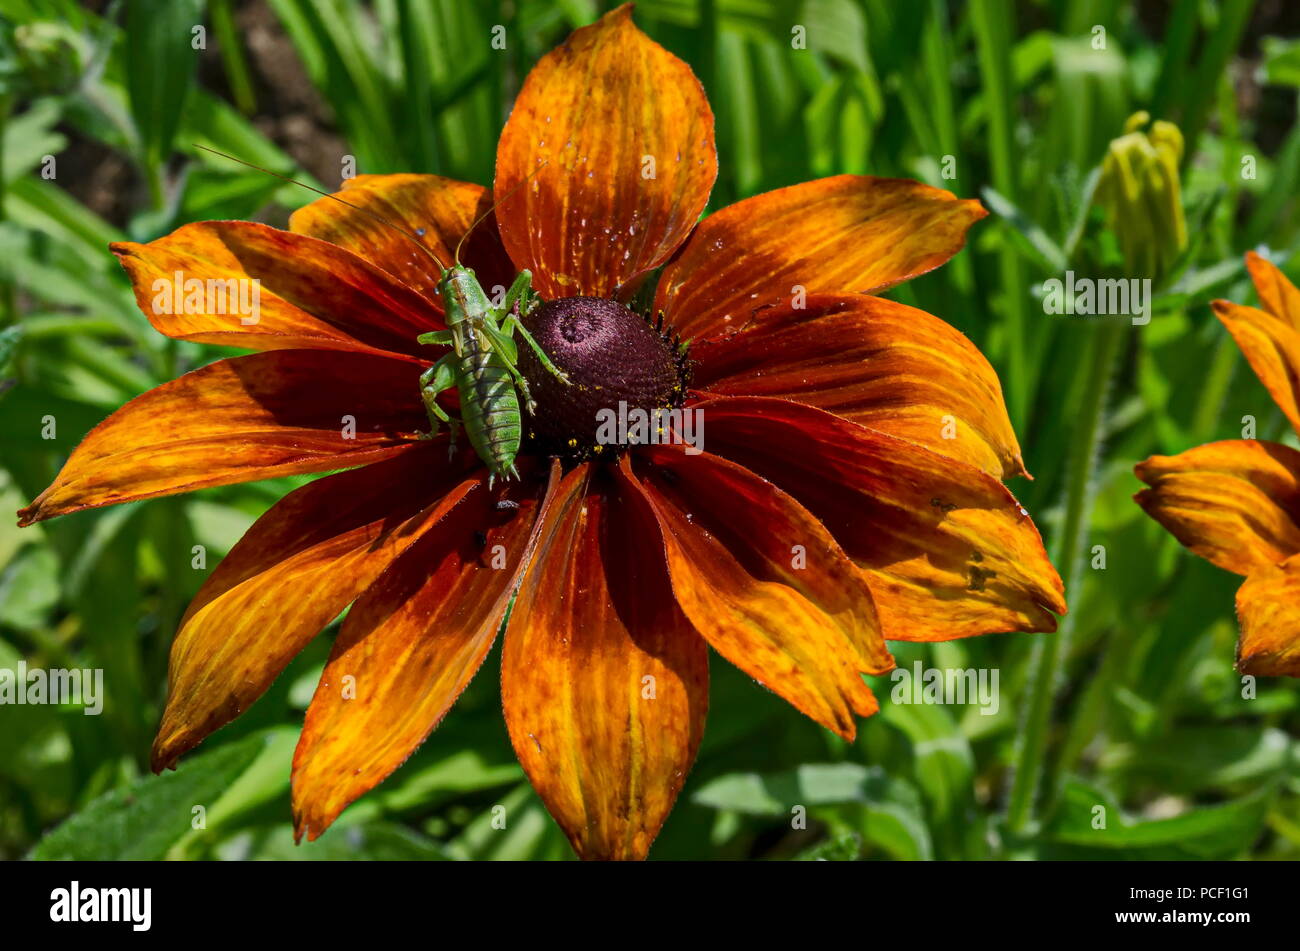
291,461,561,840
112,220,438,357
692,294,1026,479
288,174,516,307
18,350,426,526
656,176,986,342
1211,298,1300,435
1245,250,1300,328
695,396,1065,641
502,463,708,860
152,445,474,770
1235,555,1300,676
494,3,717,299
625,450,888,740
1134,440,1300,576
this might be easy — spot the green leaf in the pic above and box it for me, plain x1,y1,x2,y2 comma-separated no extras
1051,779,1275,859
800,0,869,73
1259,36,1300,88
0,543,59,628
693,762,889,814
124,0,204,181
793,830,862,860
445,782,573,861
231,821,451,861
28,732,269,860
1107,726,1294,794
981,185,1067,273
879,701,974,829
693,763,932,860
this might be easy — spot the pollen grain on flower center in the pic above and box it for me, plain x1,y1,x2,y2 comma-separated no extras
518,296,690,459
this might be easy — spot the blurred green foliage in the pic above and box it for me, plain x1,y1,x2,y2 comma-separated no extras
1,0,1300,861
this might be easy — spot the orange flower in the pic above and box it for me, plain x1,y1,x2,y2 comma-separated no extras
18,5,1063,859
1137,251,1300,677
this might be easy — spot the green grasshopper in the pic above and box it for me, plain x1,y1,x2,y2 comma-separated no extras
195,147,569,484
413,260,569,483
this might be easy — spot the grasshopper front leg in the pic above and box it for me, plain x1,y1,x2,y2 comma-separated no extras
417,329,455,347
500,269,537,317
419,353,461,459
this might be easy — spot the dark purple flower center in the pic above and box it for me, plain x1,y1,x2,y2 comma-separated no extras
518,296,689,459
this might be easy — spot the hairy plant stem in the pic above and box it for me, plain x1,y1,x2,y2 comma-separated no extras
1006,317,1127,841
0,92,14,328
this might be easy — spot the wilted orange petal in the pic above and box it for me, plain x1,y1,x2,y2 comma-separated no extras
289,174,515,307
697,396,1065,641
1235,555,1300,676
626,450,888,740
291,462,561,841
693,294,1026,479
501,464,708,861
153,445,475,770
1134,439,1300,576
655,176,986,342
1245,250,1300,328
18,350,426,526
112,221,438,358
494,3,717,299
1211,299,1300,435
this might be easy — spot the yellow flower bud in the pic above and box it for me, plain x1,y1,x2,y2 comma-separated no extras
1095,111,1187,283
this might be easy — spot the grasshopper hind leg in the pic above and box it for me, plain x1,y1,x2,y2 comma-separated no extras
515,375,537,416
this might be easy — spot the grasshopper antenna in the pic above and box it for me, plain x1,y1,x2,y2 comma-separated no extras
453,159,550,266
194,144,448,272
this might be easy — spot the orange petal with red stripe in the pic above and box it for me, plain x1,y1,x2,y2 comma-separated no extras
696,396,1065,641
693,294,1026,479
656,176,986,342
1245,250,1300,328
291,462,561,841
1235,555,1300,677
1134,440,1300,577
502,463,708,860
111,220,437,357
626,451,889,740
18,350,426,526
494,4,716,299
1211,298,1300,436
153,445,474,770
289,174,515,307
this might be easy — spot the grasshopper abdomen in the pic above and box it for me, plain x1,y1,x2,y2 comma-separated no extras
457,333,522,480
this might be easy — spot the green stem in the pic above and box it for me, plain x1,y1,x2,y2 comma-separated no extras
1191,331,1238,441
1005,318,1126,840
0,92,14,328
971,0,1029,429
211,0,257,115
